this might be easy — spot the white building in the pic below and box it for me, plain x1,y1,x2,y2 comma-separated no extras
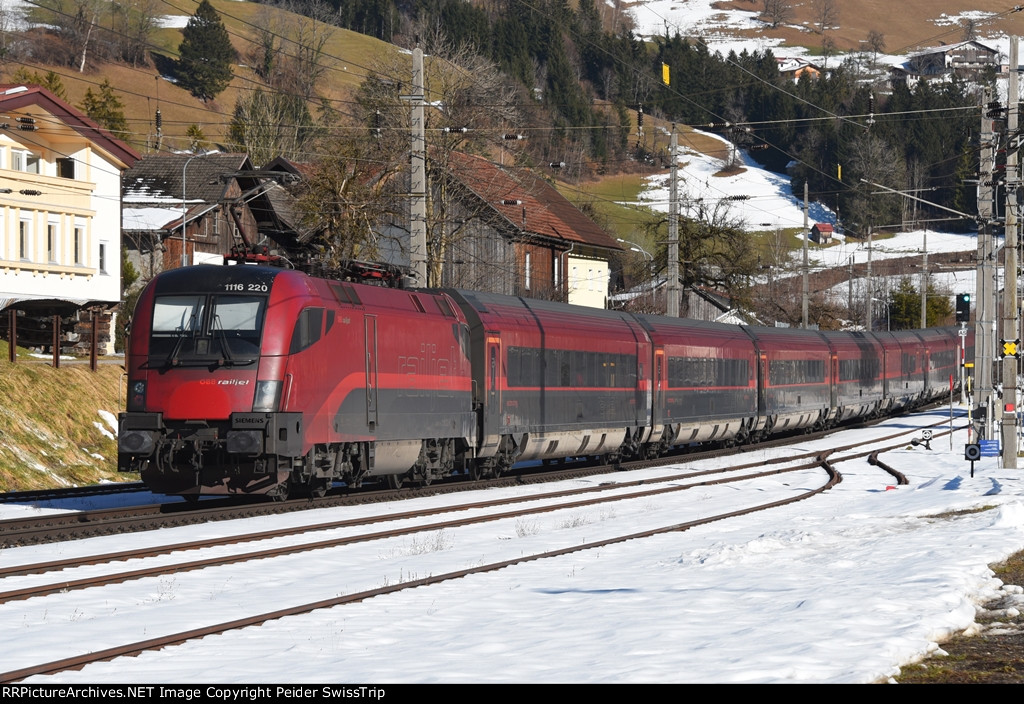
0,84,139,354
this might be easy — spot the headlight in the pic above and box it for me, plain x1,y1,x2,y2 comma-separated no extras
128,380,146,411
118,430,155,456
252,380,282,412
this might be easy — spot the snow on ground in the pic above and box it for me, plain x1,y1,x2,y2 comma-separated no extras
634,126,980,302
637,128,834,228
3,409,1024,683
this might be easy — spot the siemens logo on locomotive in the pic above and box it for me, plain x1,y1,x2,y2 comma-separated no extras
118,265,972,501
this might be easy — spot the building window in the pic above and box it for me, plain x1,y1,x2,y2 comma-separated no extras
11,149,40,174
56,157,75,179
553,255,561,289
99,241,108,274
19,220,30,260
47,223,57,263
74,226,83,264
525,252,531,290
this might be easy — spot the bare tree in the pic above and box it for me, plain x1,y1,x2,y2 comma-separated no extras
248,1,336,100
821,35,837,68
866,30,886,68
354,32,525,286
286,0,336,101
811,0,839,34
228,87,317,166
962,17,978,42
295,135,405,266
761,0,792,29
110,0,160,67
844,133,908,234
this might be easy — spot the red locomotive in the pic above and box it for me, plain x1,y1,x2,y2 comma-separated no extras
118,264,971,499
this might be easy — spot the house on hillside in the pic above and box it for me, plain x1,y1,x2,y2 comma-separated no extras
777,57,822,82
890,40,999,87
0,84,139,355
390,151,622,307
810,223,834,244
122,153,305,281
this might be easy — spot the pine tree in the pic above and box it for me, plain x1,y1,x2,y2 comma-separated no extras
79,79,128,137
177,0,234,103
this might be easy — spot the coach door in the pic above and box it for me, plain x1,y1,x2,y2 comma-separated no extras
365,315,378,431
654,348,665,424
486,334,502,427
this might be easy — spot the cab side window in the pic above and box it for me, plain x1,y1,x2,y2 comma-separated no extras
289,307,324,353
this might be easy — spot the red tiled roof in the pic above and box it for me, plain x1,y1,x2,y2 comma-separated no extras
0,84,140,167
446,152,621,251
813,223,834,232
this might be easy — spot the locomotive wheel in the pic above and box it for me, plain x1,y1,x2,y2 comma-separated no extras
385,474,404,490
308,478,330,498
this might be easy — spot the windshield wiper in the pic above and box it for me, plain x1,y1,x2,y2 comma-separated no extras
163,313,198,368
212,315,256,367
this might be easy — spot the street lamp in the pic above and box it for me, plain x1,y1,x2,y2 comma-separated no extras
616,237,653,264
181,153,204,267
871,296,890,331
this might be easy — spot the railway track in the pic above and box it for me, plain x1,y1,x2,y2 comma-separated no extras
0,407,950,548
0,417,951,682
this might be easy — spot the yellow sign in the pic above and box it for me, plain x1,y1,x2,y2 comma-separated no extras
662,63,670,85
1003,341,1019,357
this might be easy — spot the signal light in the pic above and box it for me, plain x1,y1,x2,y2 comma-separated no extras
956,293,971,322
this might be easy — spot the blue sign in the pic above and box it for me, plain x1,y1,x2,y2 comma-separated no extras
980,440,1001,457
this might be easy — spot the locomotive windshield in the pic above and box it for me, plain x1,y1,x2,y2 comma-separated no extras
149,294,266,366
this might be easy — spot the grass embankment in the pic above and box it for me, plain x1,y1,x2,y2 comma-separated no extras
0,343,128,492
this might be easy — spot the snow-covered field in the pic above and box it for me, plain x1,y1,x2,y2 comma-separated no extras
2,409,1024,683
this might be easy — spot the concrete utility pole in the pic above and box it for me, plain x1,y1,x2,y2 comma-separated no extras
802,182,809,328
667,125,680,317
1003,37,1020,468
978,89,997,437
865,229,873,331
920,230,928,328
408,45,428,286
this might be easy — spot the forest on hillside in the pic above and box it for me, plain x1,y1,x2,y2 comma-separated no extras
4,0,992,326
328,0,986,238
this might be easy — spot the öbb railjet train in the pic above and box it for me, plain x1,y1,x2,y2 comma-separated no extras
117,265,971,499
